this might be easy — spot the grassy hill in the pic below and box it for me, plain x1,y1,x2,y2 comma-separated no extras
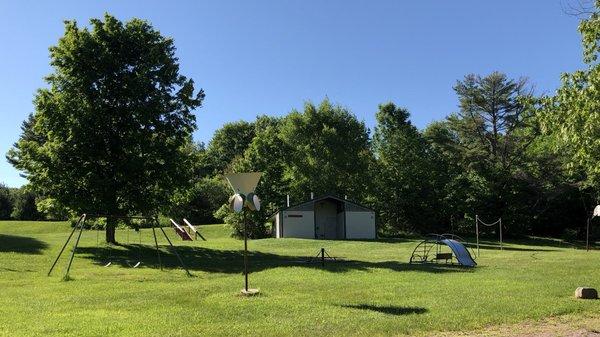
0,221,599,336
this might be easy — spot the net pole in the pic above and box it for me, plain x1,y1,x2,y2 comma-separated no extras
587,217,590,252
476,215,480,257
499,218,503,251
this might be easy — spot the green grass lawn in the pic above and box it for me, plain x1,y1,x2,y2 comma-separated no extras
0,221,599,337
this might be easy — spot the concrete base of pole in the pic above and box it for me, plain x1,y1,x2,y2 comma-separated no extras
240,288,260,296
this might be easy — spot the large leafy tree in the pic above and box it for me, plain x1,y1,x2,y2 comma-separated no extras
219,116,287,239
373,103,435,234
7,14,204,242
279,99,372,201
539,1,600,192
450,72,533,171
442,72,535,232
204,121,256,174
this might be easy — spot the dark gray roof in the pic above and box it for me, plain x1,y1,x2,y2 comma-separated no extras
279,194,374,213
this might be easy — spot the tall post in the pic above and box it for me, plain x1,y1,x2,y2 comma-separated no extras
152,226,162,271
587,217,590,252
475,215,480,257
499,218,503,251
224,172,262,295
48,214,86,276
243,208,249,292
159,227,192,276
64,215,87,280
321,248,325,267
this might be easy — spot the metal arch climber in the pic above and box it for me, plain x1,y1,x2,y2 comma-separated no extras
409,234,477,267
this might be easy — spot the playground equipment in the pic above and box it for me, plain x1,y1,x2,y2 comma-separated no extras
183,219,206,241
170,219,193,241
48,214,191,279
475,215,503,257
410,234,477,267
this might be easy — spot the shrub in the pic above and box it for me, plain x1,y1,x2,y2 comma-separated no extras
214,204,270,239
561,228,578,243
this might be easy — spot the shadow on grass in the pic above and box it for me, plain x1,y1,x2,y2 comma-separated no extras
461,235,579,250
74,245,474,275
340,304,427,316
466,241,557,252
0,234,48,254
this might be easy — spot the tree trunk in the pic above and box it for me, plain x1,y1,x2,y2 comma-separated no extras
105,218,117,244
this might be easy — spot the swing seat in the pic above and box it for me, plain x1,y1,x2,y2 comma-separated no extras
127,261,141,268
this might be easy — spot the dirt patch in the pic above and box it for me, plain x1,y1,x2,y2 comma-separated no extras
428,314,600,337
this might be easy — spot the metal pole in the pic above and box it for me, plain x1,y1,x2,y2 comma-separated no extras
243,208,249,292
48,214,86,276
159,227,192,277
321,248,325,267
152,226,162,271
587,217,590,252
63,215,87,279
499,218,503,250
476,215,480,257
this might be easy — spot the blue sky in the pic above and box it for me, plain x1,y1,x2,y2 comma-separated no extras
0,1,586,187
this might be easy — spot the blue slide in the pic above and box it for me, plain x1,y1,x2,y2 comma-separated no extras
441,239,477,267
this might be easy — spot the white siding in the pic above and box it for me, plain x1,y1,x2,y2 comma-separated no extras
281,211,314,238
345,211,376,239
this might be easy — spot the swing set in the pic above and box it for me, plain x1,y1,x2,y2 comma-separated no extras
48,214,192,279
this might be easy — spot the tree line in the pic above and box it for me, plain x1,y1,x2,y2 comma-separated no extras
184,72,594,240
0,184,46,221
6,11,600,242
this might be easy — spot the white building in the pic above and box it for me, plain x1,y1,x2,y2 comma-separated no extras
272,195,376,240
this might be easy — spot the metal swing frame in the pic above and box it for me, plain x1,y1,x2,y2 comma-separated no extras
47,214,192,279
